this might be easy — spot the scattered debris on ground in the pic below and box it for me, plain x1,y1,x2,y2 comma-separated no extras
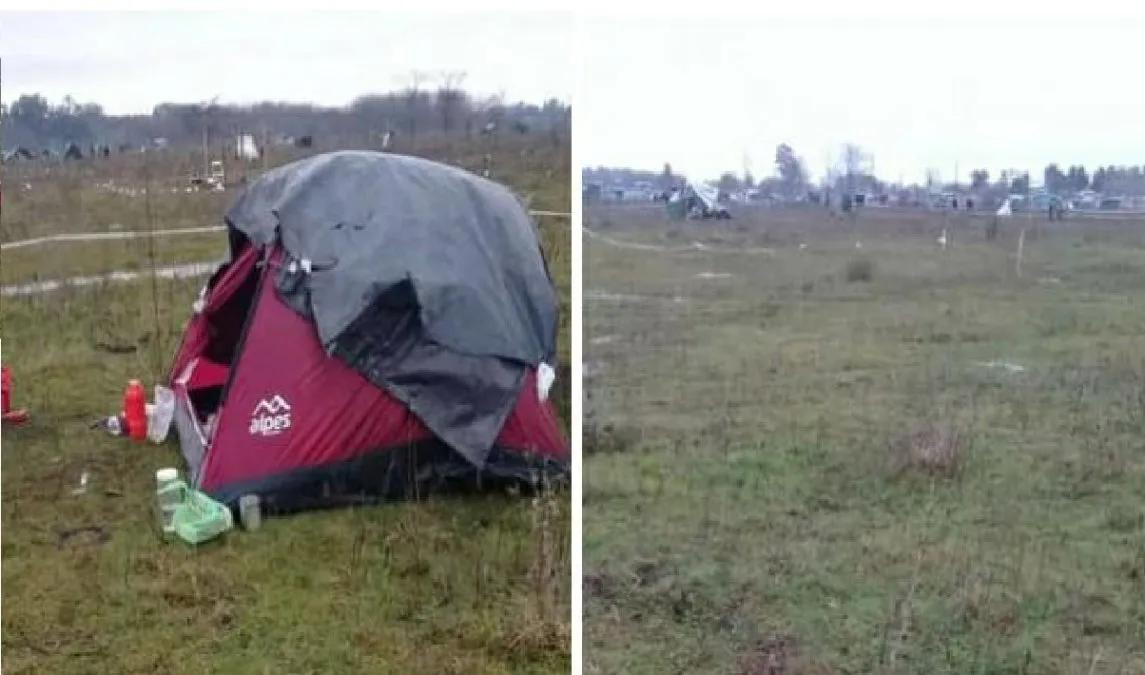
978,360,1026,374
586,289,688,304
93,341,138,354
56,526,111,550
70,471,90,495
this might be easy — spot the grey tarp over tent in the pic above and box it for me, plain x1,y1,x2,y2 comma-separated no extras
224,151,559,468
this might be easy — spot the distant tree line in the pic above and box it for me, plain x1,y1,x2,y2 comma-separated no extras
586,144,815,198
582,166,670,189
588,140,1145,202
1,85,570,153
967,163,1145,196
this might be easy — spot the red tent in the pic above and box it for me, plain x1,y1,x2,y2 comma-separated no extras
168,152,567,513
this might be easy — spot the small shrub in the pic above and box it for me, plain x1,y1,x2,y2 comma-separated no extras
738,634,835,675
583,419,639,455
845,257,874,283
888,424,966,478
985,217,999,241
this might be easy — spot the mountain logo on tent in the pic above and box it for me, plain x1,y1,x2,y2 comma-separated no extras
253,395,291,415
250,394,292,436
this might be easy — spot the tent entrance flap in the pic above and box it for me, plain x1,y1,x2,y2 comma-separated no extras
169,245,262,425
200,258,260,370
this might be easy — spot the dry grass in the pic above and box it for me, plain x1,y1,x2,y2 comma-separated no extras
738,635,836,675
584,203,1145,673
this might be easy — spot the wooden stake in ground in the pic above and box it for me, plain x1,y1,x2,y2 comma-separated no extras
1015,227,1026,278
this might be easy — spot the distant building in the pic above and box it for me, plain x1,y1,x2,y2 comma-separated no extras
1074,190,1100,209
583,182,603,203
3,147,35,162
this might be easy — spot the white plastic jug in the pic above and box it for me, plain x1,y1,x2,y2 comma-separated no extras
148,385,176,444
155,467,187,536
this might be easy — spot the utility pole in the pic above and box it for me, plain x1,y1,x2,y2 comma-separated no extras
201,95,219,180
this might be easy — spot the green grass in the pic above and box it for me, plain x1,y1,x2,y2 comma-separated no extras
1,136,571,674
584,205,1145,674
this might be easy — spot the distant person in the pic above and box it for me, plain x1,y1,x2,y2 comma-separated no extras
966,198,974,211
952,196,959,209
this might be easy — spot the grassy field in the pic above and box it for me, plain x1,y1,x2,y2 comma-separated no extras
583,204,1145,674
0,133,571,674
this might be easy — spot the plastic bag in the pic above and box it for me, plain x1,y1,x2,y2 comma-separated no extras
537,362,556,401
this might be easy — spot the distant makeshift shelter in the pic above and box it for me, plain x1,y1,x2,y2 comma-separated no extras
236,134,260,161
667,182,730,220
3,147,35,162
63,143,84,160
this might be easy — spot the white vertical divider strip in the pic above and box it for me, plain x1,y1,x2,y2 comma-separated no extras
570,11,585,673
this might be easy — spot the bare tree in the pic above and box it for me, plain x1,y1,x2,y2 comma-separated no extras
925,168,941,190
437,71,468,134
775,143,806,198
471,92,503,138
839,143,871,192
400,70,430,137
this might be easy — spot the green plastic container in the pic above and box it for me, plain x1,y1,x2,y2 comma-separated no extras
172,489,234,545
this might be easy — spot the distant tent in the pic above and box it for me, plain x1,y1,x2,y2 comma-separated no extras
167,151,568,511
667,182,729,220
236,134,260,161
63,143,84,160
996,198,1013,216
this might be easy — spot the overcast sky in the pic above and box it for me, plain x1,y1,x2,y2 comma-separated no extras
1,11,571,114
580,17,1145,185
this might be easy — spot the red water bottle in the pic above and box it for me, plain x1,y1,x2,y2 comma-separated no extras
1,367,11,415
124,380,147,442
